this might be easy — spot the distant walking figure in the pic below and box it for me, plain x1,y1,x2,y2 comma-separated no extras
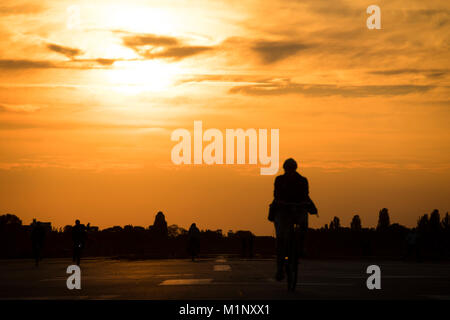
269,158,317,291
31,220,46,267
188,223,201,261
72,220,86,265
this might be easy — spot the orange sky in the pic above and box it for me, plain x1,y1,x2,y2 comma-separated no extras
0,0,449,235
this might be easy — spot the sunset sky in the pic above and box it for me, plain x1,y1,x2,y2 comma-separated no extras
0,0,449,235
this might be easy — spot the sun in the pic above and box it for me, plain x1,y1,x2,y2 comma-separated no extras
106,60,181,94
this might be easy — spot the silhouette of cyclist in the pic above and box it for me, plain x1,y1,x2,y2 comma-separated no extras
188,223,201,261
270,158,317,281
72,219,86,265
31,220,46,267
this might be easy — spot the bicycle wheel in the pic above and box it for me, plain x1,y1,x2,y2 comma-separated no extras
285,225,299,291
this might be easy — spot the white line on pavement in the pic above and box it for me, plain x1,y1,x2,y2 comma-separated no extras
159,279,213,286
214,265,231,271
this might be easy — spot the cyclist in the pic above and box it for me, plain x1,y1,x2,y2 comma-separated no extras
270,158,317,282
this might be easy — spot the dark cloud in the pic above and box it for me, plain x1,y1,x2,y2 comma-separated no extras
123,34,180,47
72,58,119,66
121,32,213,61
402,9,450,27
0,59,56,70
143,46,212,60
93,58,117,66
369,69,448,78
0,58,118,70
177,74,264,85
229,80,435,97
47,43,83,58
252,40,311,63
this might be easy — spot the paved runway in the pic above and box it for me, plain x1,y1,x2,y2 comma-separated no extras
1,256,449,300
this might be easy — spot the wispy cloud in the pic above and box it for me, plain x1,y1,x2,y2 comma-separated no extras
368,69,449,79
0,59,56,70
229,79,435,97
0,103,41,113
252,40,312,64
122,34,180,47
120,31,214,61
47,43,83,59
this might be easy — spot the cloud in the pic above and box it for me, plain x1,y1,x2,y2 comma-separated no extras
120,32,213,61
0,59,56,70
0,58,120,70
0,44,116,70
47,43,83,58
123,34,180,47
177,74,264,85
0,104,40,113
368,69,449,79
93,58,117,66
229,79,435,97
143,46,212,60
252,40,311,63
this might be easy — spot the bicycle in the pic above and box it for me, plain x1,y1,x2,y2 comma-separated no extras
73,242,83,265
285,223,302,291
275,200,317,292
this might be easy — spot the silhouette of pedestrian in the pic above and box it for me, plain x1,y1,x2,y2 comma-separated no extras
31,220,45,267
188,223,200,261
72,220,86,265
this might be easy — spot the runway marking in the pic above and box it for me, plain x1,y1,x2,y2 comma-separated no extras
95,295,121,299
214,265,231,271
298,282,354,287
264,278,352,286
215,256,227,263
208,281,354,286
425,295,450,300
159,279,213,286
40,277,66,282
337,275,448,279
155,273,195,277
4,295,90,300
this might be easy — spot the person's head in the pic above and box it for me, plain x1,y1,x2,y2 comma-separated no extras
75,219,80,225
190,223,196,228
283,158,298,173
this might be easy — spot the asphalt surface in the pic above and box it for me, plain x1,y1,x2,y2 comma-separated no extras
0,256,449,300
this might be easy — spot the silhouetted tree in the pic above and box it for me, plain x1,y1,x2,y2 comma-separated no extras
417,214,429,233
151,211,168,237
168,224,187,238
330,216,340,230
0,214,22,226
442,212,450,231
377,208,390,231
124,225,133,232
351,215,362,231
429,209,441,233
